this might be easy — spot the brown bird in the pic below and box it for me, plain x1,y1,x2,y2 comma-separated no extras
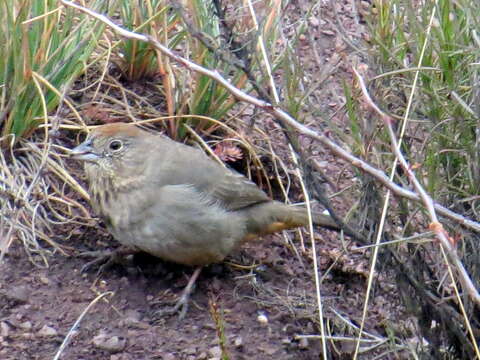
71,122,338,317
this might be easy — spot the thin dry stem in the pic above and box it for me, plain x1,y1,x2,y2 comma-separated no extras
53,291,114,360
246,0,279,103
290,145,328,359
352,8,437,358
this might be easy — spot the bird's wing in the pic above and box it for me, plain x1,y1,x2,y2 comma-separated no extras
148,135,271,211
205,169,271,211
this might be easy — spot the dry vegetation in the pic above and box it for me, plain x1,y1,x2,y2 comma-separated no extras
1,0,480,359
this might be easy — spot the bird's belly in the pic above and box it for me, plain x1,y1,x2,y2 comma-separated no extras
104,207,237,266
96,185,246,266
111,222,226,266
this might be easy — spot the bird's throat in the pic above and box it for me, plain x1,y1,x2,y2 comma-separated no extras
86,162,146,214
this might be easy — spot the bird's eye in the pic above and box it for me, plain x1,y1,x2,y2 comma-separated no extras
108,139,123,152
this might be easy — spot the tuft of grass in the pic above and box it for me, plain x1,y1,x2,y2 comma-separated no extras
0,133,93,265
119,0,164,81
208,294,230,360
365,0,480,199
172,0,253,139
112,0,285,139
0,0,111,143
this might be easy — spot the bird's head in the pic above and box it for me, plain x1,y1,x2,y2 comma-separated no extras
70,123,150,179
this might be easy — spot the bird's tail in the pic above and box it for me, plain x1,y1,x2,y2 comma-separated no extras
241,201,339,242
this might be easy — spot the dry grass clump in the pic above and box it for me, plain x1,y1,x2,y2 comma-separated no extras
0,132,92,265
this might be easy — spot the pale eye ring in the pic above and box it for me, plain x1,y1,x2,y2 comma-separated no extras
108,139,123,152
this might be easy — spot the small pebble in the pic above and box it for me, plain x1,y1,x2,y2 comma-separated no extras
208,346,222,358
234,336,243,348
0,322,10,337
257,313,269,325
298,337,309,349
196,352,207,360
309,17,320,27
19,321,32,330
161,353,175,360
4,286,29,304
184,346,197,355
93,332,126,353
37,325,57,337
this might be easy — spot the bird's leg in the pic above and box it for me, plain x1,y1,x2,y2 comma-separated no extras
79,246,136,274
155,266,203,320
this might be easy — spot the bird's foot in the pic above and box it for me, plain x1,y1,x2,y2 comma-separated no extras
153,290,192,321
151,267,203,321
78,247,135,275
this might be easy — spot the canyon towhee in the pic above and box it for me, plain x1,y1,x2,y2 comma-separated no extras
71,122,338,317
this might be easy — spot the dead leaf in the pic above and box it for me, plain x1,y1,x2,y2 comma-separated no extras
213,141,243,162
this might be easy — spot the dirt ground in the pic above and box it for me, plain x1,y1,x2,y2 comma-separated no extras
0,1,413,359
1,227,376,360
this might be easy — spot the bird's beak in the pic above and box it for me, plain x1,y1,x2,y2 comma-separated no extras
70,139,100,162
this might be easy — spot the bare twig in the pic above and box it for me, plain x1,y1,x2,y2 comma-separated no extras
53,291,114,360
290,145,327,359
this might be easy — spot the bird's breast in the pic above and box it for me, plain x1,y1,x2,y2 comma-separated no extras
85,165,143,235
